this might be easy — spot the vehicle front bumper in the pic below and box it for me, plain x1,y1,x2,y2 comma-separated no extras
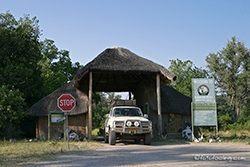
111,126,152,134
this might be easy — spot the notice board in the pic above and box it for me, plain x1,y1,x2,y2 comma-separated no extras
192,79,217,126
192,103,217,126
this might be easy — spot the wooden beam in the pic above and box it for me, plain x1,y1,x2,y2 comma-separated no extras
36,118,39,139
156,73,162,139
48,114,51,141
88,72,93,140
85,113,89,138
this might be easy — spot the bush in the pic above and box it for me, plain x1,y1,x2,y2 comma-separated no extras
0,123,23,140
0,86,25,129
218,112,232,131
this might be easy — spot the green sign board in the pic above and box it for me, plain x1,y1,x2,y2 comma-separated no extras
192,78,216,103
193,103,217,126
192,79,217,127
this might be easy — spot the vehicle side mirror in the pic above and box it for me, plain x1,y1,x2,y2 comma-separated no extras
106,114,110,118
144,114,148,119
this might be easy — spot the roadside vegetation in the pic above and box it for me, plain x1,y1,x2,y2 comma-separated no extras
0,139,101,167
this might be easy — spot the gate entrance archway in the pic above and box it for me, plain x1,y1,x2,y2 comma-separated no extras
73,47,176,139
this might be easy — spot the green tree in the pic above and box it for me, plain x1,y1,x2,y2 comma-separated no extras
206,36,250,122
92,92,122,135
92,93,109,133
237,99,250,129
0,12,42,106
39,39,82,96
0,12,82,105
216,95,232,131
0,86,25,129
0,12,83,138
168,59,208,97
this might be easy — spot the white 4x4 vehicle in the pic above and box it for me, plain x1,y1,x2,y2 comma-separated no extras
104,105,152,145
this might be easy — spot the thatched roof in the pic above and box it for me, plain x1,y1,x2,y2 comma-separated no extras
27,82,88,116
74,47,176,92
161,85,191,115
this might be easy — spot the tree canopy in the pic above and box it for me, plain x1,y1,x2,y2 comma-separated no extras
168,59,208,97
39,39,82,97
0,12,82,138
0,12,42,106
206,36,250,122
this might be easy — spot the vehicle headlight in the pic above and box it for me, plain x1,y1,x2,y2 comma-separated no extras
126,121,132,127
134,121,140,127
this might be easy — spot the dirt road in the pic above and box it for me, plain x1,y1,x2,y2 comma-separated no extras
27,141,250,167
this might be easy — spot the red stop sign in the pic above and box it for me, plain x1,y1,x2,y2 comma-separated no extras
57,94,76,112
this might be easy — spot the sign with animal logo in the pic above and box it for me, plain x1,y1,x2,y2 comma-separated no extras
192,78,216,103
191,78,217,126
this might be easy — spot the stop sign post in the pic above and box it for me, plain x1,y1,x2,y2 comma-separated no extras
57,94,76,112
57,94,75,149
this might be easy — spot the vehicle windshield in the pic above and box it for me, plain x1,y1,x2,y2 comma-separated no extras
113,108,143,117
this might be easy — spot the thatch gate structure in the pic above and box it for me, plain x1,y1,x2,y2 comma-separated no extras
74,47,179,139
28,47,191,140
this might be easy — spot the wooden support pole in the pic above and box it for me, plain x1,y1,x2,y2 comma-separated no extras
88,72,93,140
85,112,89,138
36,118,39,139
48,114,51,141
156,73,162,139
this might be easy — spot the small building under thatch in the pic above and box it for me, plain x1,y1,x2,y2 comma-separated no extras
27,82,88,140
27,47,192,140
161,85,191,138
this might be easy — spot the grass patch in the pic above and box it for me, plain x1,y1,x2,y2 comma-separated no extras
219,130,250,137
0,139,102,167
220,135,250,142
92,128,100,137
217,130,250,143
194,129,250,143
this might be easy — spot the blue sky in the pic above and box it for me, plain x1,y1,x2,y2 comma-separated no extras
1,0,250,70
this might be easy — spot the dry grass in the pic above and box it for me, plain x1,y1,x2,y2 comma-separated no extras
197,129,250,143
0,140,102,167
217,130,250,143
219,130,250,137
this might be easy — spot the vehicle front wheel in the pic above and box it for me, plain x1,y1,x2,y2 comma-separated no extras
104,131,108,143
143,133,151,145
109,129,116,145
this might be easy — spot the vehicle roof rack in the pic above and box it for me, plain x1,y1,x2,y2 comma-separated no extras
111,99,136,107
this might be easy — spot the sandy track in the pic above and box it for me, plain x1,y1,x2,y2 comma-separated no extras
26,141,250,167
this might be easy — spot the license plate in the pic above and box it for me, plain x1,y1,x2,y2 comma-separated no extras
128,128,138,131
